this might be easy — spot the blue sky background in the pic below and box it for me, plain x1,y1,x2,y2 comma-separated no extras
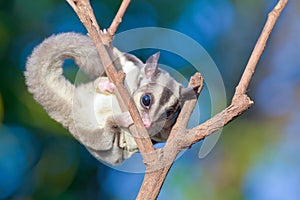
0,0,299,199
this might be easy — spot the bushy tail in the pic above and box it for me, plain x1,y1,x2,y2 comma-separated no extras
24,32,103,129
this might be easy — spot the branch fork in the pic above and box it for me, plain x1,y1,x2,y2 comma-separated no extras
66,0,288,199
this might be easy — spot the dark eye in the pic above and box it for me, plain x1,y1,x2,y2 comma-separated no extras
140,94,151,108
166,109,174,118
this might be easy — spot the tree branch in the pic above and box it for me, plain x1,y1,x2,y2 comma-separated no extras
66,0,288,199
188,0,288,145
66,0,155,157
107,0,131,38
137,73,204,200
136,0,288,199
235,0,288,96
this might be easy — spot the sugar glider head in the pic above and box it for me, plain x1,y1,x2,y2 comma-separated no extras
131,52,196,140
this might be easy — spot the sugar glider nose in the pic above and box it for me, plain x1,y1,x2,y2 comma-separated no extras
142,114,152,128
143,121,152,128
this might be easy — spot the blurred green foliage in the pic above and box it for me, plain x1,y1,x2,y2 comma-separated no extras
0,0,299,200
0,94,3,123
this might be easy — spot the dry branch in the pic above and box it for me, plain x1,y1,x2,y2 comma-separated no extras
137,0,288,199
107,0,131,39
66,0,155,157
66,0,289,199
188,0,288,145
137,73,204,199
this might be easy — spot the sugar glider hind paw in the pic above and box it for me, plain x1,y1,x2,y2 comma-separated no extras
94,77,116,94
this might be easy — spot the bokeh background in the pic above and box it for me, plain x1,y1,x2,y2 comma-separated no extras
1,0,299,199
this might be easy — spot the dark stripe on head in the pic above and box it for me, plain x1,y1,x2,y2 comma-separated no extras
158,87,173,106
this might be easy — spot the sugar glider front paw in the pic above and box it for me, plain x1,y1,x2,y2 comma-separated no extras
114,112,134,128
94,77,115,94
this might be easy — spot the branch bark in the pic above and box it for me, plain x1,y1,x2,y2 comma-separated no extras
137,73,204,199
66,0,289,199
136,0,288,199
107,0,131,38
188,0,288,145
66,0,155,157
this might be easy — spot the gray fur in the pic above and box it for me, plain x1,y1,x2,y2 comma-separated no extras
25,32,191,165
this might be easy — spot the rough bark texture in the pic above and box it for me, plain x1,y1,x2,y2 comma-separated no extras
66,0,289,199
66,0,155,157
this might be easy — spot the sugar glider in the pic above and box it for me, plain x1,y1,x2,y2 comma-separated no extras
25,32,195,165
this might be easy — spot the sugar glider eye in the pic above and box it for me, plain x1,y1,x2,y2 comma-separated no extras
166,108,174,118
140,94,152,109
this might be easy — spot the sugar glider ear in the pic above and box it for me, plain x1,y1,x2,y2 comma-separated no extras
180,86,199,100
144,52,160,79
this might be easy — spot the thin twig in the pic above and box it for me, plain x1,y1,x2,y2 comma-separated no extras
186,93,253,145
108,0,131,37
167,73,203,143
137,73,204,200
66,0,155,157
136,0,288,199
235,0,288,96
188,0,288,144
65,0,288,199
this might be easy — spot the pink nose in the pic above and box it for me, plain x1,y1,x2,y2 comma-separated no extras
144,122,152,128
142,114,152,128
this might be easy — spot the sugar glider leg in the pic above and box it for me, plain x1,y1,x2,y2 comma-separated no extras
113,112,134,128
94,77,134,128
